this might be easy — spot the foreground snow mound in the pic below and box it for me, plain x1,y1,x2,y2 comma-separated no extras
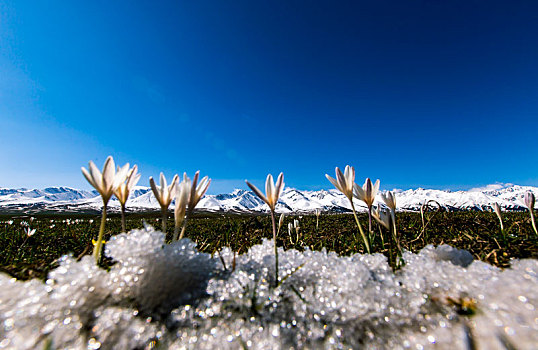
0,228,536,349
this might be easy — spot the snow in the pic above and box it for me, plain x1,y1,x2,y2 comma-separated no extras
0,227,536,349
0,184,537,213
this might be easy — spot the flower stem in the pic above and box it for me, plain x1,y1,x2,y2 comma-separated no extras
368,205,373,249
351,201,370,254
271,209,279,286
530,208,538,235
390,210,402,255
178,215,188,241
93,201,107,263
161,207,167,233
120,203,126,233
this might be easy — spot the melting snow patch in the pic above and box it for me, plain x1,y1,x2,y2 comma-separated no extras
0,227,536,349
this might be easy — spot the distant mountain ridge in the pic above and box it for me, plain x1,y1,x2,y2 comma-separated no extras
0,183,536,214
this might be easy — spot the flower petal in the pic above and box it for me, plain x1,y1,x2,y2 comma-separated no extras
88,161,103,191
335,167,347,194
325,174,342,193
149,177,162,204
373,179,380,198
102,156,115,192
246,180,268,205
81,167,98,191
275,172,284,200
353,183,365,200
344,165,355,193
265,174,274,206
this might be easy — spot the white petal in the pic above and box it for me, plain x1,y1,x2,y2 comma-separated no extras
246,180,268,205
335,168,347,194
102,156,115,192
82,167,98,190
88,161,103,191
265,174,274,206
326,175,342,193
275,172,284,199
373,179,380,197
149,177,162,203
353,183,365,200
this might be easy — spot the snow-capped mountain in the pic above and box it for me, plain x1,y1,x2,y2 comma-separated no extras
0,184,536,214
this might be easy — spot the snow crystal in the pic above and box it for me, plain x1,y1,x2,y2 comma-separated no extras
0,227,536,349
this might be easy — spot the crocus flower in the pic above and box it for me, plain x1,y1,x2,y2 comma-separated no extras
494,202,504,232
372,206,390,230
326,165,369,253
175,171,211,241
380,191,396,212
246,173,285,285
381,190,398,241
114,165,141,206
278,213,285,236
354,178,380,249
315,209,321,231
524,192,537,235
173,180,190,240
326,166,355,201
25,227,36,237
82,156,130,204
114,165,141,232
287,219,301,245
81,156,130,263
186,171,211,216
353,178,380,208
524,192,535,210
246,173,284,213
150,173,179,232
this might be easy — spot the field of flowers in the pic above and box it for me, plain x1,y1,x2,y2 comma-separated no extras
1,158,537,349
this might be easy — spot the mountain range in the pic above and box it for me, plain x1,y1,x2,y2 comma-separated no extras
0,183,536,214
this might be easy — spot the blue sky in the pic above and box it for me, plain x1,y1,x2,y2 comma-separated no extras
1,0,537,194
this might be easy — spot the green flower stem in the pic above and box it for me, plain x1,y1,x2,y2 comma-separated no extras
271,209,279,286
367,205,374,249
178,215,189,241
530,208,538,235
93,201,107,263
350,201,370,254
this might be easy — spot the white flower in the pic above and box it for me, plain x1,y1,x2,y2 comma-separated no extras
372,206,391,230
494,202,502,217
114,165,141,206
149,173,179,210
278,213,285,231
185,171,211,213
354,178,380,208
524,192,535,210
380,191,396,212
494,202,504,231
81,156,130,203
246,173,285,212
174,180,190,229
25,227,36,237
326,166,355,201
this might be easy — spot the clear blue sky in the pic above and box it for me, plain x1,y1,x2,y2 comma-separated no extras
1,0,537,194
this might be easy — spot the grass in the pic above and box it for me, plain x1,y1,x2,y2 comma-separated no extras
0,210,537,280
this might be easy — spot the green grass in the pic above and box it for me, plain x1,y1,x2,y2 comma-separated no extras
1,211,537,280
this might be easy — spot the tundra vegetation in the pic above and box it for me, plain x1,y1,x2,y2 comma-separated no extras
0,158,537,349
1,210,537,281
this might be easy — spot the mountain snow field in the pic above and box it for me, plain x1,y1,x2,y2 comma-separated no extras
0,183,536,213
